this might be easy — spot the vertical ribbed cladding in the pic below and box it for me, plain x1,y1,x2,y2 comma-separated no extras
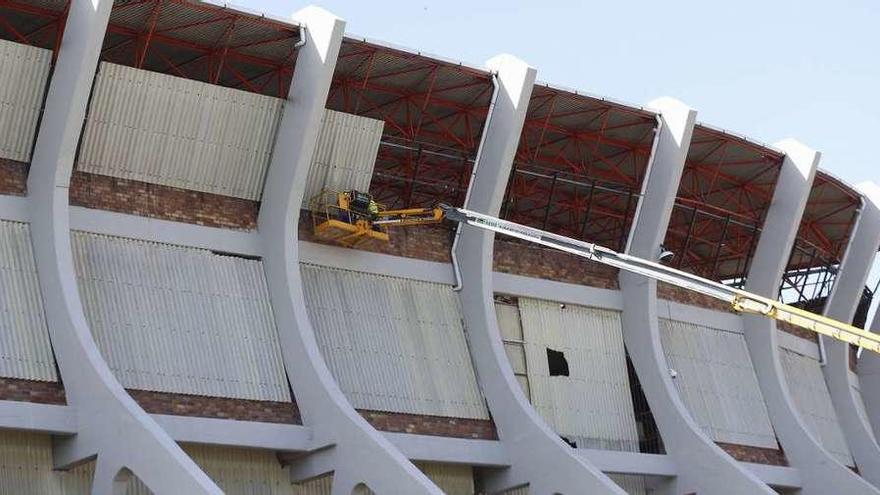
850,370,878,442
516,297,640,452
659,319,778,449
780,346,855,466
77,62,283,201
494,300,531,398
0,430,93,494
300,263,489,420
0,220,57,382
71,231,290,402
0,39,51,162
304,109,385,206
413,462,474,495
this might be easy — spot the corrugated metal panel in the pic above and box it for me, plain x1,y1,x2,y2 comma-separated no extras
0,220,57,382
302,263,488,419
304,109,384,206
78,62,283,200
72,232,290,402
518,298,639,452
609,474,647,495
0,431,94,494
415,462,474,495
183,445,294,494
496,302,531,399
0,39,51,162
660,319,777,449
780,347,854,466
850,372,877,443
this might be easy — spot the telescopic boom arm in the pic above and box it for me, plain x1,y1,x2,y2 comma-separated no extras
440,204,880,355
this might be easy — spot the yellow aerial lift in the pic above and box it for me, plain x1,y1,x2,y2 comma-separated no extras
310,190,880,355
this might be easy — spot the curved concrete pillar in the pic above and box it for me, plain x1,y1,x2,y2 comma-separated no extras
822,181,880,486
860,253,880,440
741,139,879,494
454,54,625,495
25,1,221,493
619,97,773,495
257,7,441,494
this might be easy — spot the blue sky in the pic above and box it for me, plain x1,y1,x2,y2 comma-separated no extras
247,0,879,187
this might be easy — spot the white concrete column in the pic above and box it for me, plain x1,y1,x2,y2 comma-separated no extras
823,182,880,486
619,98,773,495
741,140,879,494
257,7,440,494
454,55,625,495
861,232,880,438
25,0,221,493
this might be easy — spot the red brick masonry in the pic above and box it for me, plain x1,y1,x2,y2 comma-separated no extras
0,377,66,405
0,158,28,196
128,389,302,424
359,409,498,440
70,172,258,230
717,442,788,466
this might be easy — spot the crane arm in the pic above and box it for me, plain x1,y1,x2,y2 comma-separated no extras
441,205,880,355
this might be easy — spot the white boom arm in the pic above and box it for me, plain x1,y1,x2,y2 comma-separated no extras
442,205,880,355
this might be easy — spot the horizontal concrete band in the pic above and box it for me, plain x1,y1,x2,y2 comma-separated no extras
0,400,800,487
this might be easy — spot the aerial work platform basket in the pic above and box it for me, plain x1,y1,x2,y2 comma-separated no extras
309,190,390,247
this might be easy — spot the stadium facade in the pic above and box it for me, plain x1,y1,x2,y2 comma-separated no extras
1,0,880,493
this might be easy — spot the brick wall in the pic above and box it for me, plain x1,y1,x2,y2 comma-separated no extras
128,389,301,424
777,320,819,343
359,409,498,440
717,442,788,466
657,281,733,312
0,158,28,196
0,377,66,405
70,172,258,230
494,239,620,289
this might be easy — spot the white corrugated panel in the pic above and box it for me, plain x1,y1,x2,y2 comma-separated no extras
780,347,854,466
78,62,283,200
0,39,51,162
496,302,531,399
0,430,95,494
304,109,384,206
302,264,488,419
850,372,877,443
518,298,639,452
72,232,290,402
660,319,777,448
609,474,647,495
415,462,474,495
0,220,57,381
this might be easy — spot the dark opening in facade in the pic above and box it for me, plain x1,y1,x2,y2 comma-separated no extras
547,348,569,377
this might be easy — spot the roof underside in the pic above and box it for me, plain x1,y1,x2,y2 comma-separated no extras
102,0,301,97
502,85,657,249
327,38,495,209
666,125,785,280
0,0,68,51
790,172,861,270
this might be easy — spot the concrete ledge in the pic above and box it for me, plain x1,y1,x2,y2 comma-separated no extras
577,449,676,477
743,463,801,490
0,400,76,435
152,414,312,452
384,432,510,467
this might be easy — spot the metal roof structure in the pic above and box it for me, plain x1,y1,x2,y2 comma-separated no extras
0,0,865,288
503,84,658,250
665,125,785,280
327,37,495,209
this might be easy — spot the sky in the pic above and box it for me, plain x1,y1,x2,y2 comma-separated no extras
247,0,880,315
